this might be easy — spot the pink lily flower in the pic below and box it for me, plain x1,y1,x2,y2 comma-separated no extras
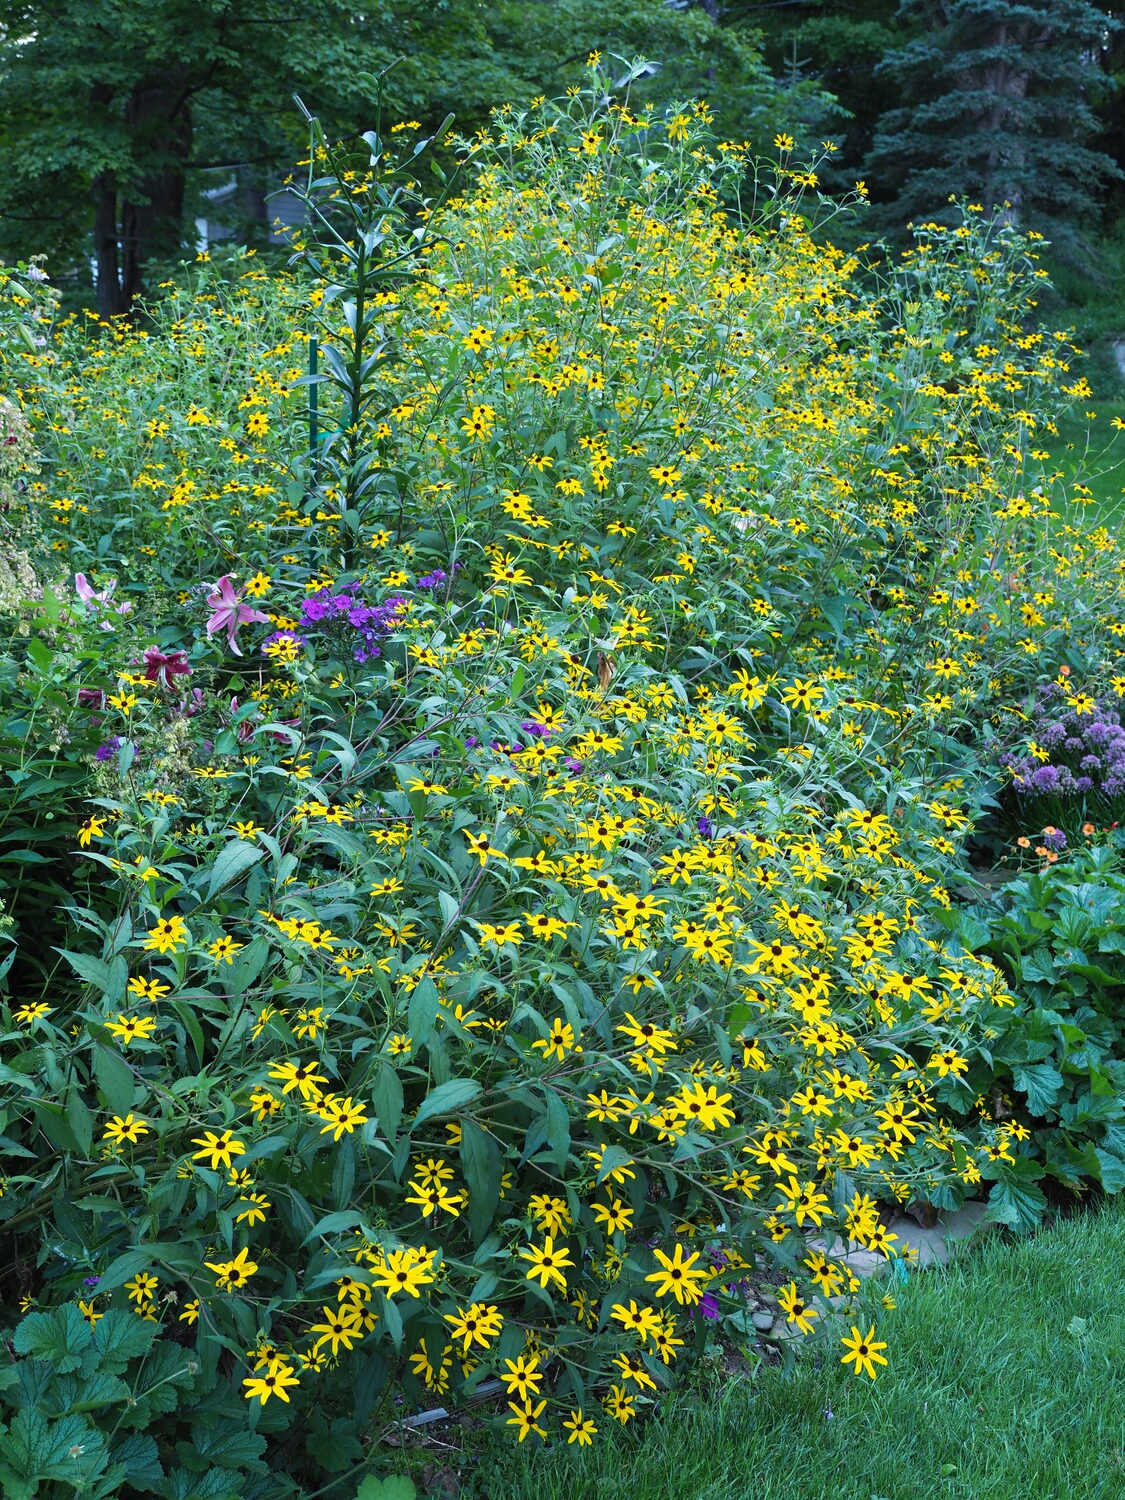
74,572,132,629
143,646,192,690
205,575,271,656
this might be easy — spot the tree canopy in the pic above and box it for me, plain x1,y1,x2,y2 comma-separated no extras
0,0,830,312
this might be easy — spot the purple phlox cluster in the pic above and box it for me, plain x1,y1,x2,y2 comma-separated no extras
1000,685,1125,801
1041,827,1068,853
417,562,462,592
299,589,405,663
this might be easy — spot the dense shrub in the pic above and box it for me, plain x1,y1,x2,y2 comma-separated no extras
940,837,1125,1224
0,61,1123,1493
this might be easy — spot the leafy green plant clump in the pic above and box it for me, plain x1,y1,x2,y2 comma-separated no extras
0,59,1122,1497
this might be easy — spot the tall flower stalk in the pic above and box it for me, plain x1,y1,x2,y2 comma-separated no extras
284,82,461,567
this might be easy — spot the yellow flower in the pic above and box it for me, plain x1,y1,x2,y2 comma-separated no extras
243,1361,301,1404
840,1323,888,1379
645,1243,711,1305
563,1408,597,1445
475,920,523,949
143,915,189,954
518,1236,574,1293
102,1114,151,1147
77,815,107,847
190,1129,246,1171
205,1246,259,1292
104,1014,158,1046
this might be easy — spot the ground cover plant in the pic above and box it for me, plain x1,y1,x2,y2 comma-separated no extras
0,58,1123,1498
489,1196,1125,1500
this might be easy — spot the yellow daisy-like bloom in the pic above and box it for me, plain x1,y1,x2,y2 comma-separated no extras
840,1323,888,1379
190,1129,246,1171
243,1360,301,1404
519,1236,575,1293
644,1243,711,1305
143,915,189,953
104,1014,158,1046
205,1245,259,1292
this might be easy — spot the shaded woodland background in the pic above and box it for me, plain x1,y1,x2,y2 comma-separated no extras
1,0,1123,385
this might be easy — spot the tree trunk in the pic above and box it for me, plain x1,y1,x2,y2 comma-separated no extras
89,82,126,318
119,79,194,308
91,170,126,318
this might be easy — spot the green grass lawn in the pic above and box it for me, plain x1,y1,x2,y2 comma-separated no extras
1048,402,1125,526
480,1201,1125,1500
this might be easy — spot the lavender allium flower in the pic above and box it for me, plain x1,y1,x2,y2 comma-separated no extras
1000,688,1125,812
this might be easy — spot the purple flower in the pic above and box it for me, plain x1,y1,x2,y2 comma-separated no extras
298,589,403,662
698,815,716,840
698,1292,722,1320
95,737,122,761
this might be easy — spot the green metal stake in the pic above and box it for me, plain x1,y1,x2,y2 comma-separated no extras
308,334,319,494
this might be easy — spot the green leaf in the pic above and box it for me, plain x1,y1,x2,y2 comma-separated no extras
93,1309,158,1368
303,1209,368,1246
407,978,441,1048
356,1477,417,1500
111,1432,163,1488
157,1464,243,1499
460,1118,502,1244
0,1407,107,1483
412,1077,481,1129
543,1087,571,1167
1010,1062,1064,1116
65,1089,94,1155
205,840,265,899
177,1419,266,1473
13,1304,92,1372
1020,951,1056,986
94,1043,136,1115
97,1247,171,1295
371,1060,403,1143
1094,1147,1125,1193
56,948,112,994
593,1143,634,1186
984,1179,1048,1234
30,1100,80,1154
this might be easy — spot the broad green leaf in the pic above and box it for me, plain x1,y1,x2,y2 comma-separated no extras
412,1077,481,1128
13,1304,92,1372
460,1118,502,1244
56,948,112,994
93,1042,135,1115
407,978,440,1047
111,1432,163,1488
371,1060,403,1143
204,840,265,899
984,1180,1047,1234
1095,1146,1125,1194
356,1477,417,1500
1010,1062,1063,1116
94,1309,158,1367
